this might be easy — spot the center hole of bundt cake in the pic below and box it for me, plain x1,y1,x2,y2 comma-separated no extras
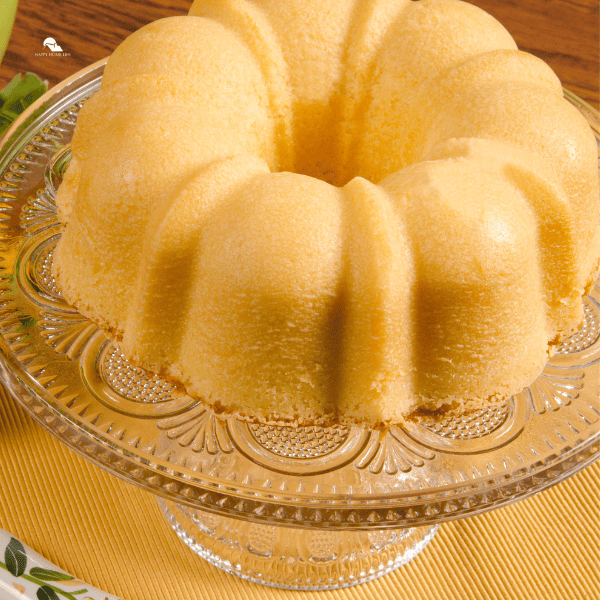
282,106,392,187
292,129,347,186
283,104,365,188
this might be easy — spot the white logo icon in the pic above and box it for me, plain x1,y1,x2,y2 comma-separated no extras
43,38,63,52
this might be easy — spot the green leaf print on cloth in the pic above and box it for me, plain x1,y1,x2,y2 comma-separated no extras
5,536,27,577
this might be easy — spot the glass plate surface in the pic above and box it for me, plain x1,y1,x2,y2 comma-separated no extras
0,60,598,531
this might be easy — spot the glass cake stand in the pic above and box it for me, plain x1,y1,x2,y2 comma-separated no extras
0,60,598,591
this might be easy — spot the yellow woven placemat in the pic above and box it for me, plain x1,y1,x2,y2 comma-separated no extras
0,384,598,600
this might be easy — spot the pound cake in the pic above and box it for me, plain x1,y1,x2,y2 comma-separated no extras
52,0,600,426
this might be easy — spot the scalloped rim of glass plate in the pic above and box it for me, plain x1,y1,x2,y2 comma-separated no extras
0,59,599,530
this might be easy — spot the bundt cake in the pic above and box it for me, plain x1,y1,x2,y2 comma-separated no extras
52,0,600,426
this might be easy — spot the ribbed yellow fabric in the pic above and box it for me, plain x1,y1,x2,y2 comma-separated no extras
0,384,598,600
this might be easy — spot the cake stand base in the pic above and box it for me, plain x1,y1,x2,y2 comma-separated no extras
158,498,438,590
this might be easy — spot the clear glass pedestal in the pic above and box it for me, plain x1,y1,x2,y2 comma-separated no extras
159,498,438,590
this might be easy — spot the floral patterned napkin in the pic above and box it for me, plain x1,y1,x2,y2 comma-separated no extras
0,529,121,600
